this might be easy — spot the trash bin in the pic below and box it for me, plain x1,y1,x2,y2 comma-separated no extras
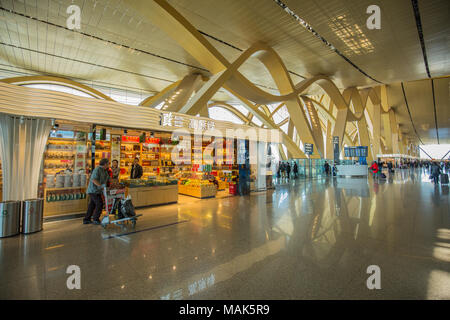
21,198,44,234
0,200,21,238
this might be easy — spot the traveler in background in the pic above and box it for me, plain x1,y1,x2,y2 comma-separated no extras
280,162,286,180
286,162,291,181
324,161,330,176
332,163,337,177
387,161,393,176
293,162,298,179
83,158,110,225
430,162,441,184
130,157,143,179
276,161,281,183
370,161,379,179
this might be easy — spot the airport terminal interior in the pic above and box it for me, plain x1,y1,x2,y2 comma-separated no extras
0,0,449,300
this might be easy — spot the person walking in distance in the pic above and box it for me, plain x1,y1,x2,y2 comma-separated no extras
293,162,298,179
286,162,291,181
430,162,441,184
83,158,110,225
324,161,330,176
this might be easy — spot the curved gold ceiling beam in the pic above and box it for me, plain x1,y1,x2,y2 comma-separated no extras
269,102,286,119
126,0,399,159
0,76,114,101
139,80,181,107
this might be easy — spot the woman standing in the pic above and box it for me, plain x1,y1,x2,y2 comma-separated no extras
111,159,120,181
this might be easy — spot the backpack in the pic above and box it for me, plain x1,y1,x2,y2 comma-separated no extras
120,196,136,218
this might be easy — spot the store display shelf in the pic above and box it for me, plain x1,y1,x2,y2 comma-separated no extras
48,138,75,142
45,186,87,191
46,150,74,152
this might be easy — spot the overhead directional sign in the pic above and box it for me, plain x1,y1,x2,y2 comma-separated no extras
333,136,340,161
304,143,313,155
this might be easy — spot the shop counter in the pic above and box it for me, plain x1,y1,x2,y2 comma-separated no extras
44,187,88,216
178,184,217,199
336,164,368,177
126,184,178,207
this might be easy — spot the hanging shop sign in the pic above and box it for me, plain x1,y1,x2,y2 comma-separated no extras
121,136,160,144
160,112,215,131
111,135,121,164
304,143,314,155
50,130,74,139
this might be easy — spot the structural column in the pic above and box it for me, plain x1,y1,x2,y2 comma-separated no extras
0,115,52,201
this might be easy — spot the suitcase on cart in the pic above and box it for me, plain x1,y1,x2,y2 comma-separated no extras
441,173,449,184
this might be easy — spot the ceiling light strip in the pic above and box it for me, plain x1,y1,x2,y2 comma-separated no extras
273,0,383,84
401,82,424,145
411,0,431,78
431,79,439,144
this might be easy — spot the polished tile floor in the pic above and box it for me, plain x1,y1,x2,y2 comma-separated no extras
0,168,449,300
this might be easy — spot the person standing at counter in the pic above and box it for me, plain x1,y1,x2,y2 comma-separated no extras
130,157,143,179
83,158,110,225
111,159,120,181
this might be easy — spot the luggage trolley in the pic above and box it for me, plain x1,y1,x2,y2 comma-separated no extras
101,186,142,229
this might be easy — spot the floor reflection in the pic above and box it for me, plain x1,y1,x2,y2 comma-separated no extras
0,168,448,299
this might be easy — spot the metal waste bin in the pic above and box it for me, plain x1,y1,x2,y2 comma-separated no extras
0,200,21,238
21,198,44,234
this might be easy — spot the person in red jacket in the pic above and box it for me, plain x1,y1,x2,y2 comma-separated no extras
370,161,379,179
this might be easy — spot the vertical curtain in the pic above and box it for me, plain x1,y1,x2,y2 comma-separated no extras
0,114,52,201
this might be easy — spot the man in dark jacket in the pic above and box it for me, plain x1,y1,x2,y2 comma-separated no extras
324,161,330,175
130,158,143,179
430,162,441,184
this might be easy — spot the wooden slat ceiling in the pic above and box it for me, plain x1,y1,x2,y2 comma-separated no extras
0,0,448,143
387,77,449,145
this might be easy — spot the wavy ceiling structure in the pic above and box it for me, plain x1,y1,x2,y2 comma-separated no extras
0,0,420,161
123,0,418,160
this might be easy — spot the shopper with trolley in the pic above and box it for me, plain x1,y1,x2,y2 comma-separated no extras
83,158,110,225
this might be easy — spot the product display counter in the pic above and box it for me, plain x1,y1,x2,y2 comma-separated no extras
336,164,368,177
122,178,178,207
44,187,88,216
178,173,218,198
178,183,217,199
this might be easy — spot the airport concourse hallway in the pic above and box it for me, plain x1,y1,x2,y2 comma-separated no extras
0,168,448,300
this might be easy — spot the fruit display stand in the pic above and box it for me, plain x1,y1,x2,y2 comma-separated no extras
122,179,178,208
217,180,227,191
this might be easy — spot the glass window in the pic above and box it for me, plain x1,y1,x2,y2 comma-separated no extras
208,107,244,124
228,104,249,117
23,84,93,98
279,122,289,134
252,117,263,127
